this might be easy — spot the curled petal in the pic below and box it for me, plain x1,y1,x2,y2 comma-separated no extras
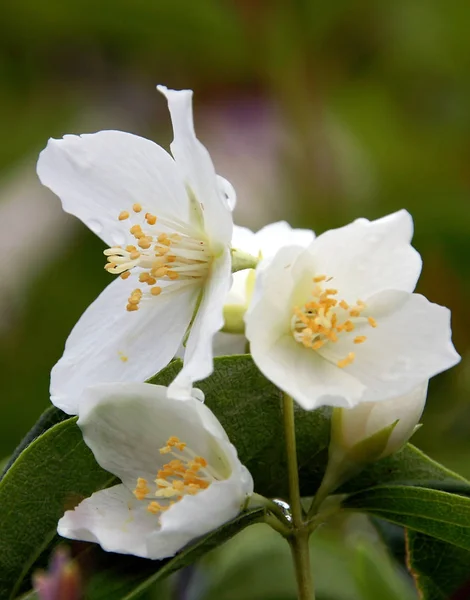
157,86,233,247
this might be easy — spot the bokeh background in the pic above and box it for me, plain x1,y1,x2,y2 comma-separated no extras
1,1,469,598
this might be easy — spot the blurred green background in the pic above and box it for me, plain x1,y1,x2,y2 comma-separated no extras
1,0,469,597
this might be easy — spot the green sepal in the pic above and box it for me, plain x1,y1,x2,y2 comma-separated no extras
230,247,258,272
347,420,399,464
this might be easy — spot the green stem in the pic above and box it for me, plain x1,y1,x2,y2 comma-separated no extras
283,393,314,600
290,531,314,600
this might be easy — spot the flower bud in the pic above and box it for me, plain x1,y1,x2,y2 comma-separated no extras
310,383,429,511
333,382,428,461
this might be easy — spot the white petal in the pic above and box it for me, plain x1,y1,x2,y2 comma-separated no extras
320,290,460,403
305,210,422,299
250,332,365,410
383,382,428,454
225,270,250,305
77,382,233,491
147,470,252,559
253,221,315,257
157,86,232,246
169,249,232,399
231,222,314,259
231,224,256,253
245,243,306,320
51,277,198,414
37,131,190,247
58,484,156,558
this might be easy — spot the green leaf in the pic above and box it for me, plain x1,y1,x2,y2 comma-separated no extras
1,406,68,480
342,443,469,495
343,485,470,550
4,355,469,598
406,530,470,600
0,418,114,600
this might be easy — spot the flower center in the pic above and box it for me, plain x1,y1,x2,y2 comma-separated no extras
104,204,212,311
291,274,377,368
133,436,223,516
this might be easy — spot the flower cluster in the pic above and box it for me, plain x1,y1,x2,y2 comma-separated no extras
37,85,460,561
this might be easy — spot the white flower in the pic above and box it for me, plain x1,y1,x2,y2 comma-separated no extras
37,86,235,413
333,382,428,460
213,221,315,355
57,383,253,560
245,210,460,410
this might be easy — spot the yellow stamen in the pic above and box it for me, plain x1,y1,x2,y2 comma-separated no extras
105,208,213,310
147,501,167,514
133,478,150,500
138,238,152,250
337,352,355,368
291,274,377,368
145,213,157,225
152,267,168,278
